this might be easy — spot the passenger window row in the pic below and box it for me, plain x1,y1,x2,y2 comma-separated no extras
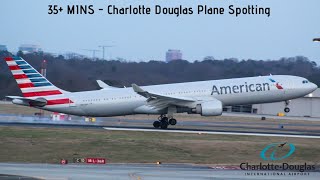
82,89,208,102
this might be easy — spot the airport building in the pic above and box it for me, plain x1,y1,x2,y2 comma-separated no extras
0,45,7,51
18,44,42,53
252,88,320,118
165,49,182,62
225,89,320,118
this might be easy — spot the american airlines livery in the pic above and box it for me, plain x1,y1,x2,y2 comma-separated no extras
4,56,318,129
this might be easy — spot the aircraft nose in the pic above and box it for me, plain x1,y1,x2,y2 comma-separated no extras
311,83,318,91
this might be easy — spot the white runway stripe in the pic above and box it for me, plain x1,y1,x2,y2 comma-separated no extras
103,127,320,139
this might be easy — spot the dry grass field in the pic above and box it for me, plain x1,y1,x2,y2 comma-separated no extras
0,126,319,165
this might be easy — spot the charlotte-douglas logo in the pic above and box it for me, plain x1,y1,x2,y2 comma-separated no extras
260,142,295,161
240,142,316,173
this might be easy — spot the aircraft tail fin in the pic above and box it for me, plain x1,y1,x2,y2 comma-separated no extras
4,56,71,105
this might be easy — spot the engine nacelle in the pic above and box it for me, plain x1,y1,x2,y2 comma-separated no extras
194,100,223,116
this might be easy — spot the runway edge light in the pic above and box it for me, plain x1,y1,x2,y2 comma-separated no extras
60,159,68,165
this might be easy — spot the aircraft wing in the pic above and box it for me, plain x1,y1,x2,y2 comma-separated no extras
132,84,195,110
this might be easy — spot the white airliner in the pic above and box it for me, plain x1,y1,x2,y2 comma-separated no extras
4,56,318,129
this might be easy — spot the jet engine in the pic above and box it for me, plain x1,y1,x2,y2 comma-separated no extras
192,99,223,116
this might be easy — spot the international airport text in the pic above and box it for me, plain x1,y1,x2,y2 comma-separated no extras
48,4,271,17
240,162,316,172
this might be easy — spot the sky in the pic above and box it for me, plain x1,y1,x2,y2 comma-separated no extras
1,0,320,62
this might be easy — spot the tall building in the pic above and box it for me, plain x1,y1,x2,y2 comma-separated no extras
165,49,182,62
18,44,42,53
0,45,7,51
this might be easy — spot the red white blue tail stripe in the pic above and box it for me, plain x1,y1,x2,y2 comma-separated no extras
4,56,72,105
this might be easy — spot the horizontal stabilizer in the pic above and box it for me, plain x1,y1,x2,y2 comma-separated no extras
6,96,47,107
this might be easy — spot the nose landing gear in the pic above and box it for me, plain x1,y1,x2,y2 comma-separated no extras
153,115,177,129
284,100,290,113
284,107,290,113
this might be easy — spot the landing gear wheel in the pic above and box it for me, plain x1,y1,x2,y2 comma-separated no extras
161,116,168,122
169,118,177,125
153,121,161,128
159,116,169,129
156,115,169,129
284,107,290,113
160,120,168,129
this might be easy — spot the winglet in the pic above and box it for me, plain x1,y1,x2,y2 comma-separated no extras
97,80,119,90
132,84,145,93
97,80,110,89
132,84,149,98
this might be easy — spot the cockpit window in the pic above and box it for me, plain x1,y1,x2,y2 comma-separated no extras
302,80,309,84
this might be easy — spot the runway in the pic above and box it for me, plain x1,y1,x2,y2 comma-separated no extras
1,112,320,139
0,163,319,180
0,121,320,139
102,127,320,139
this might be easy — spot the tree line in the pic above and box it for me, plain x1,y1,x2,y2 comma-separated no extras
0,51,319,98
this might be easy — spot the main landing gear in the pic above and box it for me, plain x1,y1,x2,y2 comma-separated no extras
284,100,290,113
153,115,177,129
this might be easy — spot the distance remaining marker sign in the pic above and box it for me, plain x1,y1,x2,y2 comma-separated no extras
86,158,106,164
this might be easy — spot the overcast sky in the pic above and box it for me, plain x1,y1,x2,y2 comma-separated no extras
1,0,320,62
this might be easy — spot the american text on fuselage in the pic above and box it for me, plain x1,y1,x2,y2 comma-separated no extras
211,82,270,95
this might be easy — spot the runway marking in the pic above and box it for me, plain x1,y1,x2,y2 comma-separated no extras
103,127,320,139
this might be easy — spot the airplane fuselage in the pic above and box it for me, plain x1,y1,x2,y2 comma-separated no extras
43,75,317,117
